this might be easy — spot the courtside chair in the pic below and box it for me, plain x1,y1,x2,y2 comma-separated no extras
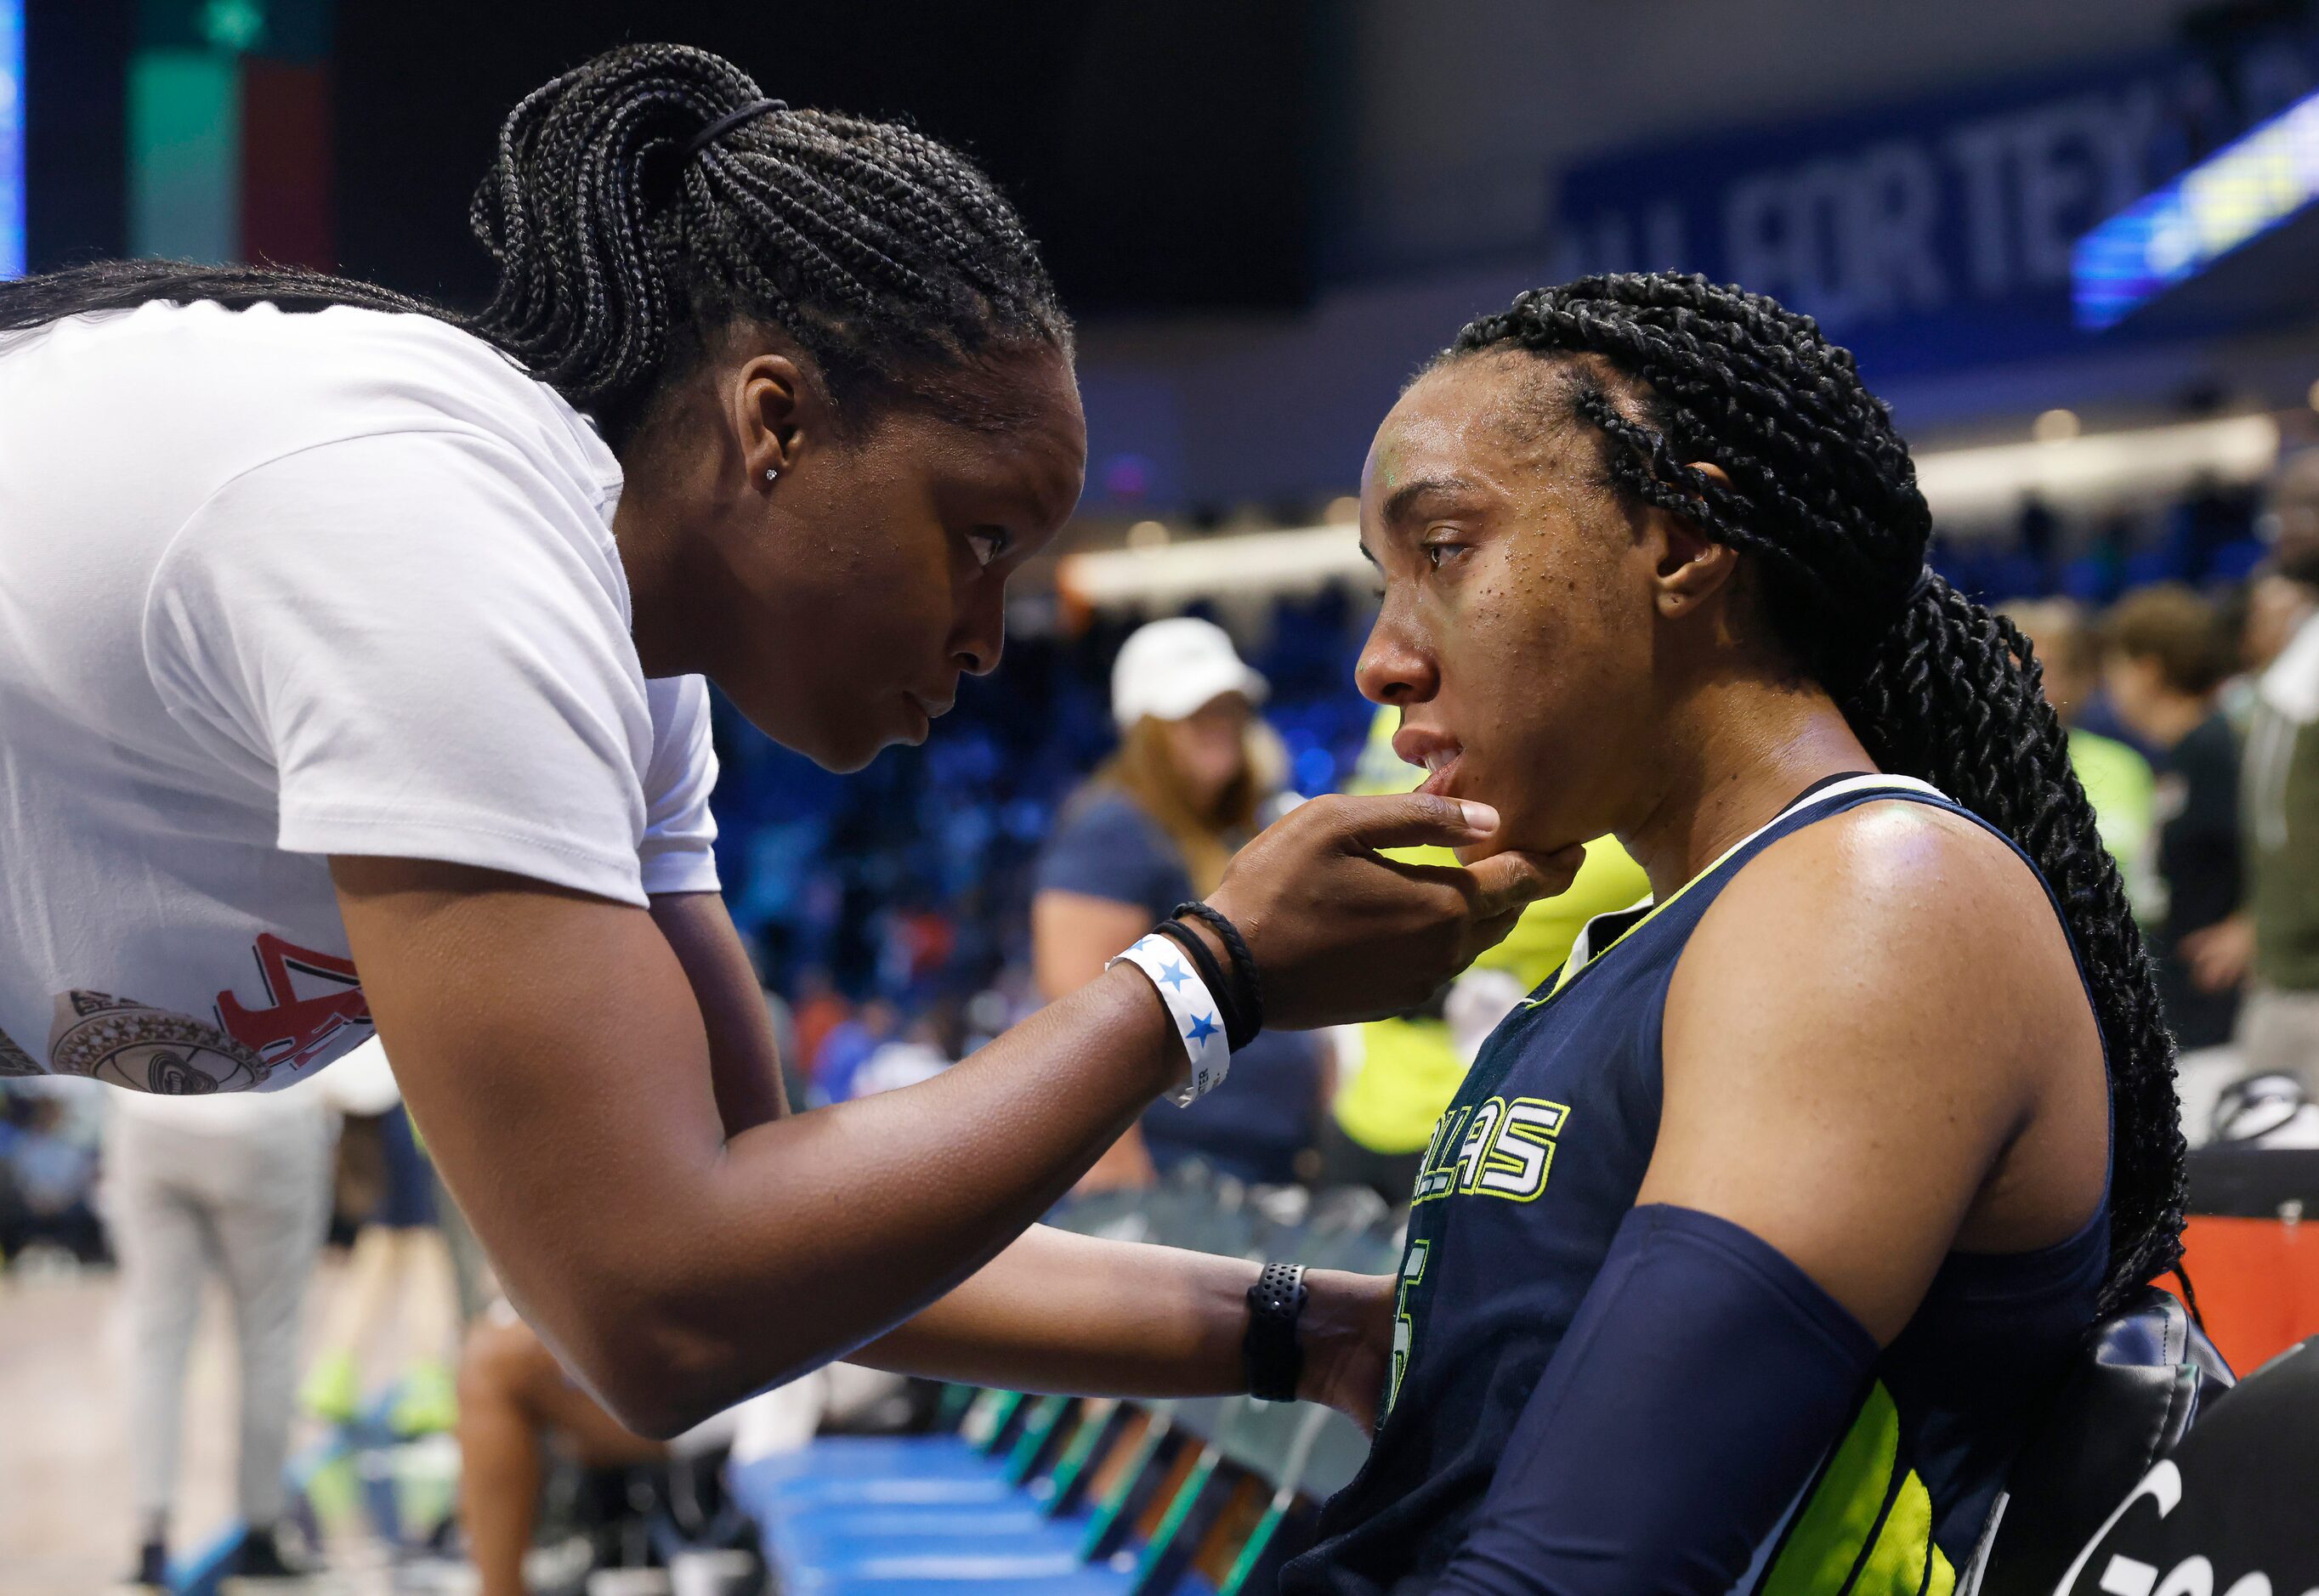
729,1178,1401,1596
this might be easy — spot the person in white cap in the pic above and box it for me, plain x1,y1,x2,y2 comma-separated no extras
1033,619,1330,1188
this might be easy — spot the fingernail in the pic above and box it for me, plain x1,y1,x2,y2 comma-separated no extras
1456,801,1499,833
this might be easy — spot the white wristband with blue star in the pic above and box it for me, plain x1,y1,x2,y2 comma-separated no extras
1108,932,1233,1107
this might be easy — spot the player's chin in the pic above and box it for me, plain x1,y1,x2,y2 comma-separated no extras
1452,839,1499,867
1443,766,1524,866
1452,795,1573,869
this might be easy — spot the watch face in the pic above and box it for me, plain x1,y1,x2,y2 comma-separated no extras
2055,1340,2319,1595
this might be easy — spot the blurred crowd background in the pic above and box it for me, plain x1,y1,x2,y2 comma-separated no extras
7,478,2309,1269
7,0,2319,1590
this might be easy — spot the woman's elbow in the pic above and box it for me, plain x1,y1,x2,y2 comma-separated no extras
598,1387,711,1445
524,1195,840,1437
579,1325,743,1441
460,1293,717,1443
575,1290,821,1441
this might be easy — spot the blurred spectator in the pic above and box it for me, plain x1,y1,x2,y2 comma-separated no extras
850,1008,961,1100
2102,586,2245,1141
1033,618,1327,1188
810,999,898,1106
2005,597,2158,908
788,967,849,1090
301,1039,463,1440
2169,476,2261,582
0,1081,106,1265
2017,494,2062,589
876,901,959,999
105,1085,336,1587
2217,568,2315,739
2201,455,2319,1092
2242,566,2318,677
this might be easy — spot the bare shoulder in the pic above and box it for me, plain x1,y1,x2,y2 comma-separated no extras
1664,796,2095,1163
1647,796,2104,1338
1678,798,2083,1031
1719,798,2055,937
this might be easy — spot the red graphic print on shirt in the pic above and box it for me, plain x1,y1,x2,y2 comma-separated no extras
216,933,370,1072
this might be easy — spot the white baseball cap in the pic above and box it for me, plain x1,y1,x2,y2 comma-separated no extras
1110,617,1269,727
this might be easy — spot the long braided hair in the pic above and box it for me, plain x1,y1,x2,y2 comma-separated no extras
0,43,1070,449
1443,273,2183,1314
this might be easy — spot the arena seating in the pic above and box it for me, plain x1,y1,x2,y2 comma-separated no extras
729,1170,1397,1595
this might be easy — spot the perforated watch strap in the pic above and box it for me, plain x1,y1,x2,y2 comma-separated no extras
1245,1262,1308,1402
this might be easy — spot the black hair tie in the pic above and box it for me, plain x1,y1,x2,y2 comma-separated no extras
683,98,789,161
1173,901,1262,1049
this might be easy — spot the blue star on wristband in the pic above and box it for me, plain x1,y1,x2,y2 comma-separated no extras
1107,934,1233,1107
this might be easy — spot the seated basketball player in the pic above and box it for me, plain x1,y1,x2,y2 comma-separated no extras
1279,275,2186,1595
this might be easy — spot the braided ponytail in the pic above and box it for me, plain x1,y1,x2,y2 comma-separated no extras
1447,273,2184,1312
0,43,1069,449
1845,580,2186,1307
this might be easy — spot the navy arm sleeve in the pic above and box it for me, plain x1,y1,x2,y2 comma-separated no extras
1433,1203,1880,1595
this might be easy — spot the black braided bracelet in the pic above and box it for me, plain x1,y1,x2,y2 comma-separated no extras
1150,920,1247,1050
1173,902,1262,1044
1158,914,1253,1051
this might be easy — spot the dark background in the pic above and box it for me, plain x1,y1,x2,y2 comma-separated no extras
24,0,1324,312
21,0,129,269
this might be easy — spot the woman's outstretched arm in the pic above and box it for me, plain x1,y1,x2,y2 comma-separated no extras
654,891,1393,1429
859,1225,1394,1430
337,792,1570,1437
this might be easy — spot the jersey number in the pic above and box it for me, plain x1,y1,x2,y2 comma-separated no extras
1386,1238,1430,1418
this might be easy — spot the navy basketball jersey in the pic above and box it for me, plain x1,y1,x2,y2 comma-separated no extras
1284,776,2111,1596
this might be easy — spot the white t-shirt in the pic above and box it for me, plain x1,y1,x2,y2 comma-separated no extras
0,301,719,1096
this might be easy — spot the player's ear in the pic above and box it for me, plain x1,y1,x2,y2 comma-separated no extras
1649,464,1740,620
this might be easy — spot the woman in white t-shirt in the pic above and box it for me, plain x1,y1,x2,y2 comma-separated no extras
0,43,1571,1440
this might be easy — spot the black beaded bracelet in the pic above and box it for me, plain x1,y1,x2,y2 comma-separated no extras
1150,920,1248,1050
1244,1261,1307,1403
1173,901,1263,1044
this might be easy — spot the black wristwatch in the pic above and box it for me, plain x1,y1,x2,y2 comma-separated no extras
1244,1262,1308,1402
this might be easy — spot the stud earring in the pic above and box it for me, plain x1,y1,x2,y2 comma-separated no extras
764,467,780,482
